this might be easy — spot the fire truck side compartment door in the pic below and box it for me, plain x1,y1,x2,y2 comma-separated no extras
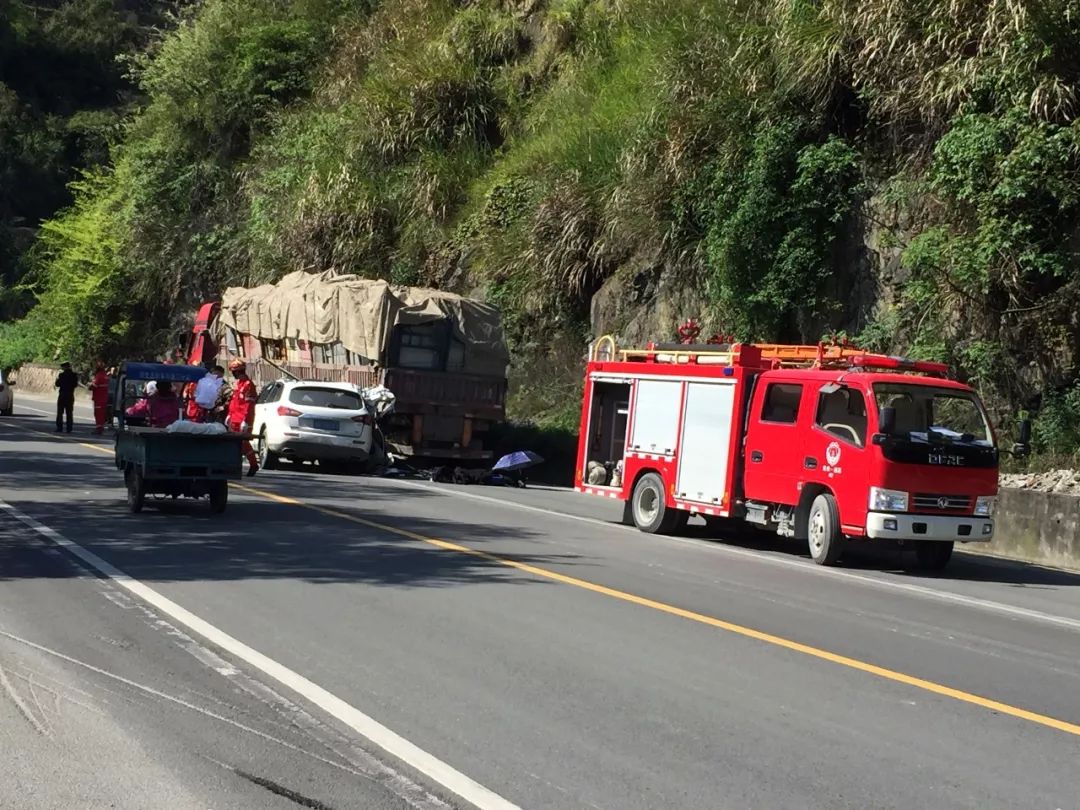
676,382,736,504
629,380,682,456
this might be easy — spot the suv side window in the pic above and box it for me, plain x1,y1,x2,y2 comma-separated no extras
258,383,283,404
816,387,868,447
761,383,803,424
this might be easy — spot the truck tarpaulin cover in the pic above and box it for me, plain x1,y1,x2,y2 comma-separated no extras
218,271,509,376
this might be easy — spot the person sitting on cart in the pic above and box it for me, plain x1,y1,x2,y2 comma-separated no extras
187,365,227,423
124,380,181,428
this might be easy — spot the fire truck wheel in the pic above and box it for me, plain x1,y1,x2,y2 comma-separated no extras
914,541,953,570
807,493,843,566
632,472,678,534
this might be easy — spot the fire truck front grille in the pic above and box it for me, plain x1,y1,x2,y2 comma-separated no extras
913,493,972,512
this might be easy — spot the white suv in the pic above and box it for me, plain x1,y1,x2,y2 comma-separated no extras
253,380,374,470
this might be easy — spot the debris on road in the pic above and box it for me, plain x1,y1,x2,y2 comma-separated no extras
1000,469,1080,496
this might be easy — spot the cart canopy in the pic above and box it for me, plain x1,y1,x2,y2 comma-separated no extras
122,362,207,383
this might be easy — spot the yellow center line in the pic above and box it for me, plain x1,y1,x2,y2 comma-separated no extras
8,417,1080,738
229,482,1080,739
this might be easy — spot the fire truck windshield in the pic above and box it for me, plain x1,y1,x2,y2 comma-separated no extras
873,384,993,447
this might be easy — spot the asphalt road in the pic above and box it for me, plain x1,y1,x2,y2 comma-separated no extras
3,392,1080,809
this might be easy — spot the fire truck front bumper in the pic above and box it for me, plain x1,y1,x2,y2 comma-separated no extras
866,512,994,543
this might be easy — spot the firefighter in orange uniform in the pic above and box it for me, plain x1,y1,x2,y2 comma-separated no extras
89,362,111,435
226,359,259,476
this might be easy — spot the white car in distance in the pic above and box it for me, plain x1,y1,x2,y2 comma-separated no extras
253,380,374,471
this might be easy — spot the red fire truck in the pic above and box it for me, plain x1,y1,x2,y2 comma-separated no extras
575,337,1030,569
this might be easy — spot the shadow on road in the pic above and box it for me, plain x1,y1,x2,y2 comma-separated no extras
0,490,582,589
3,417,1078,592
663,518,1080,589
0,428,586,590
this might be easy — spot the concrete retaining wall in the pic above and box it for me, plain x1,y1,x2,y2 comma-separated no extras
10,363,91,401
15,363,58,393
972,488,1080,571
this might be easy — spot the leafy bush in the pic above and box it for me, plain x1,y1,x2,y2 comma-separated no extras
1034,382,1080,461
702,125,863,339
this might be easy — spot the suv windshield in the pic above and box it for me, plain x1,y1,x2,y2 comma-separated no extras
873,384,992,446
288,387,362,410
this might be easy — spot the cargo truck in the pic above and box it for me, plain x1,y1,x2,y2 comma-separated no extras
187,271,509,460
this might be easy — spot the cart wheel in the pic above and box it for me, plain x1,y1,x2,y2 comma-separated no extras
125,467,145,514
209,480,228,514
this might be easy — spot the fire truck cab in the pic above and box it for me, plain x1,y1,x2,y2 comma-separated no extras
576,338,1023,570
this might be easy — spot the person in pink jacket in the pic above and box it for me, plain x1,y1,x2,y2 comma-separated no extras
125,381,181,428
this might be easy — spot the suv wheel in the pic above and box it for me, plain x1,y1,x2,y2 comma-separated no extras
258,429,278,470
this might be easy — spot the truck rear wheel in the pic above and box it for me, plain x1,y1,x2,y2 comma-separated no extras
631,472,679,534
914,540,953,571
807,493,843,566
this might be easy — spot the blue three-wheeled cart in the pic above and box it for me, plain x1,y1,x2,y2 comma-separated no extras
113,362,249,513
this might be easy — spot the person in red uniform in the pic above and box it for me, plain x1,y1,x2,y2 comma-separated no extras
89,362,111,434
182,380,200,422
226,359,259,476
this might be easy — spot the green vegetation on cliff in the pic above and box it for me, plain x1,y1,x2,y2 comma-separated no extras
4,0,1080,459
0,0,172,317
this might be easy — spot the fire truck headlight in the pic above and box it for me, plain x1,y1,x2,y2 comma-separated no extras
869,487,909,512
974,496,996,517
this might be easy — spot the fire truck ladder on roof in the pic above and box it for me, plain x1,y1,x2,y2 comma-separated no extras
756,343,870,368
590,336,949,376
591,337,848,367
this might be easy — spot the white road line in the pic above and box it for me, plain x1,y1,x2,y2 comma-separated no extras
9,402,60,417
0,498,521,810
383,479,1080,634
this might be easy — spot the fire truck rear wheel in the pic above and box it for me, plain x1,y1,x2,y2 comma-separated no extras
807,493,843,566
632,472,678,534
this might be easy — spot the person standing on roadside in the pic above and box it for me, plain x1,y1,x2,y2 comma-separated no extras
89,362,110,434
55,361,79,433
226,359,259,476
106,366,120,430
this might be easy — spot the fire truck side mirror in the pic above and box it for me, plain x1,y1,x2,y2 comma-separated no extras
877,405,896,436
1017,417,1032,445
1012,417,1032,457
